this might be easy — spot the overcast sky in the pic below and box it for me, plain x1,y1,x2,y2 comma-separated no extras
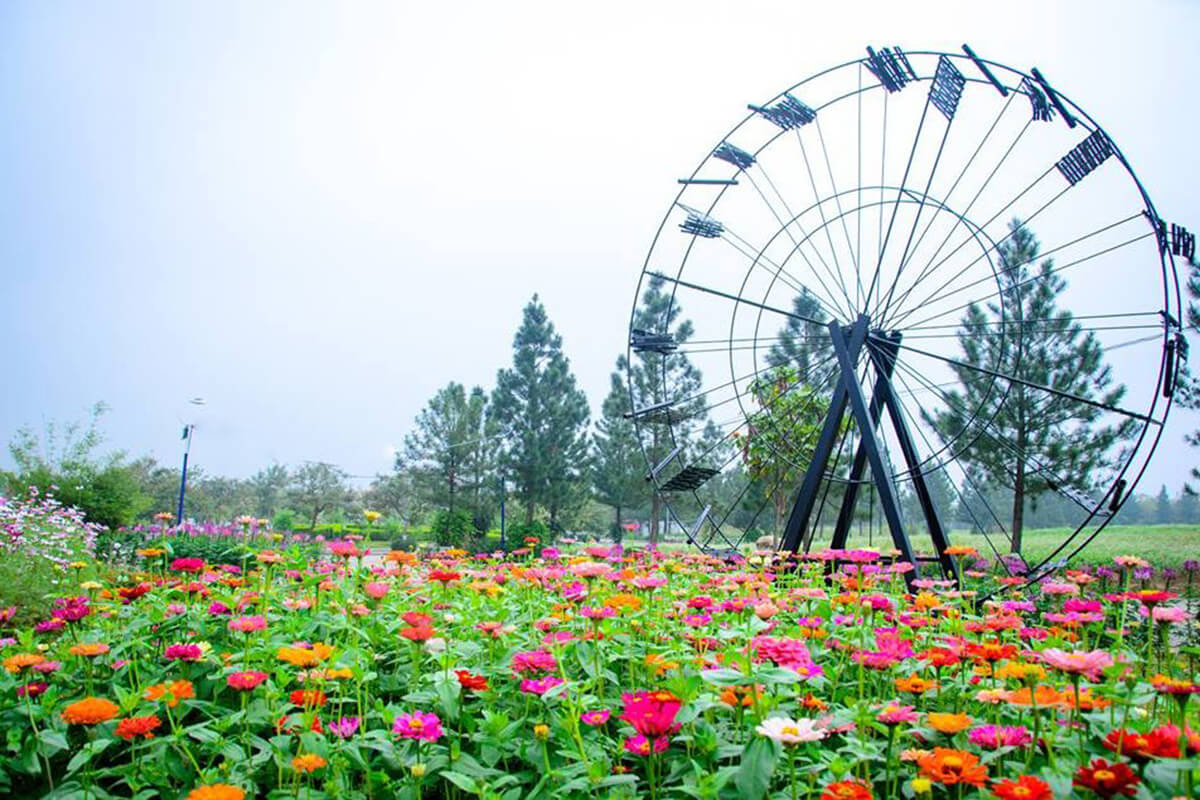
2,0,1198,493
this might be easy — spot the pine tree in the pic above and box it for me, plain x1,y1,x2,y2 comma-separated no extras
1155,484,1172,525
765,289,833,381
491,295,590,528
930,219,1134,554
627,277,704,547
401,382,489,515
592,364,645,541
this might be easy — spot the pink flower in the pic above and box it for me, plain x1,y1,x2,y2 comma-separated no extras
228,615,267,633
393,711,443,741
227,670,268,691
1038,648,1113,681
511,650,557,674
364,582,389,600
164,644,203,662
620,690,682,738
521,675,565,696
623,734,669,756
876,702,919,725
170,558,205,573
328,540,361,558
581,709,611,726
968,724,1032,749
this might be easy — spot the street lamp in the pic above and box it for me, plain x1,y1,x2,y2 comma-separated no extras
176,398,206,525
497,474,507,553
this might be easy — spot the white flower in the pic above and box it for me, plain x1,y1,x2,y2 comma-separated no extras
755,716,826,745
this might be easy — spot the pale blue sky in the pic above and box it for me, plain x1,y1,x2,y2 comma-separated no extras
2,1,1198,492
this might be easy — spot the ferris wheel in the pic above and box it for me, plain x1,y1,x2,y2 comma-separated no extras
627,45,1191,587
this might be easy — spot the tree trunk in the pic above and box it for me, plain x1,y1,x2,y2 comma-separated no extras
613,504,622,543
310,506,320,531
1011,434,1026,555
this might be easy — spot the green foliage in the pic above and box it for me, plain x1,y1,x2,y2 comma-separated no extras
592,366,644,535
402,383,494,518
4,403,148,530
431,508,476,547
491,295,590,528
507,519,550,547
288,462,351,530
272,508,299,531
929,219,1133,553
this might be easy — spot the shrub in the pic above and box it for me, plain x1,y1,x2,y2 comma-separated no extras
0,488,101,621
272,508,298,531
431,509,476,547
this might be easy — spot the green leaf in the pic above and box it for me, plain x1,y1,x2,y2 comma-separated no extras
752,666,803,685
38,729,69,755
440,770,479,794
699,668,748,687
734,737,778,800
66,739,112,776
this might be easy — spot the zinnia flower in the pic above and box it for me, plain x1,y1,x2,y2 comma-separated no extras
165,643,204,662
227,671,268,691
623,734,668,756
820,778,874,800
926,713,972,735
170,557,205,573
916,748,988,787
144,680,195,707
228,615,267,633
291,753,327,773
991,775,1052,800
1101,727,1180,761
581,709,611,726
620,690,683,738
454,670,489,692
756,716,827,745
876,702,919,725
186,785,246,800
968,725,1032,749
328,716,361,738
61,697,120,725
289,689,327,708
115,715,162,740
1073,758,1139,797
1038,648,1113,681
393,711,443,741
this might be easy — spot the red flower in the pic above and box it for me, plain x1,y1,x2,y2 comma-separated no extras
289,689,327,708
400,625,436,642
427,570,462,584
1102,727,1180,762
117,583,152,603
991,775,1052,800
227,671,268,691
454,670,489,692
402,612,433,627
115,715,162,741
821,778,873,800
170,558,205,573
1073,758,1139,797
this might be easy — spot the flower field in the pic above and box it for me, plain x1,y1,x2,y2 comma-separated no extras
1,540,1198,799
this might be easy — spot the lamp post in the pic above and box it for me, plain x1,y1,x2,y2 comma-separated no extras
175,398,205,525
497,475,506,553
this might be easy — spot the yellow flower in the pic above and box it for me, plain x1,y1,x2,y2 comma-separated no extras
911,777,932,795
533,724,550,740
410,763,427,778
363,510,382,523
69,561,89,570
80,581,103,590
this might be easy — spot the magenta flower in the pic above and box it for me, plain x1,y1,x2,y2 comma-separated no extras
520,676,565,696
329,716,361,738
968,724,1033,749
393,711,443,741
620,691,682,737
511,649,557,674
581,709,611,726
164,644,203,662
623,734,669,757
170,558,205,573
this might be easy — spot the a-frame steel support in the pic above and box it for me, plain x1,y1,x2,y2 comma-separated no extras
779,316,960,587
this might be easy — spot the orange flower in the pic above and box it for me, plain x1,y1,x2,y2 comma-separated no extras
186,785,246,800
926,713,972,735
144,680,195,707
604,593,643,613
277,643,333,667
821,778,874,800
69,643,110,657
917,747,988,787
895,674,939,695
61,697,120,725
3,653,46,673
718,685,762,708
291,753,327,773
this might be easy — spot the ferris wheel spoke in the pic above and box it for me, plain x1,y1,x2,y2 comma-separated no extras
881,118,1033,325
887,89,1020,291
880,335,1160,424
902,310,1162,333
896,227,1156,331
740,169,856,319
793,128,859,314
719,230,848,321
645,271,831,327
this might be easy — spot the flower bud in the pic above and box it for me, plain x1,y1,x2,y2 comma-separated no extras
533,724,550,740
410,763,427,778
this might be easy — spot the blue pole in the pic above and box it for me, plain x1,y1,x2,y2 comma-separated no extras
176,425,193,525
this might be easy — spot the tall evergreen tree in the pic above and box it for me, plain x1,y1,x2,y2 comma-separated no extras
1155,484,1172,525
400,382,489,514
930,219,1133,554
592,364,645,540
491,295,590,527
627,277,704,547
765,288,832,381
